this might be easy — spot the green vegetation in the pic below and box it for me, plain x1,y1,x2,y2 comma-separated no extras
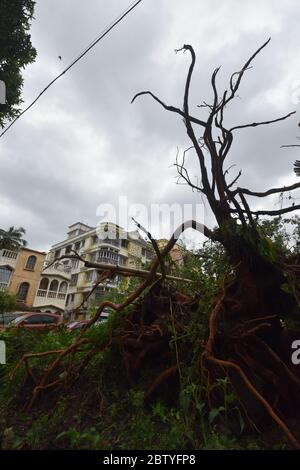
0,217,298,450
0,291,16,316
0,226,27,250
0,0,37,127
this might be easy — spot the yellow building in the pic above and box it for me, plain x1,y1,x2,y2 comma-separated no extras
0,247,46,308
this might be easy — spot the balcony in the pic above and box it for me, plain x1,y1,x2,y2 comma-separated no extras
33,289,67,310
43,263,71,280
36,289,66,299
0,249,18,269
100,239,120,248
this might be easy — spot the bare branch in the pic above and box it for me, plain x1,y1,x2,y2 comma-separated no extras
239,191,257,232
42,251,84,272
132,217,166,279
180,45,217,211
229,111,296,132
174,146,204,192
252,204,300,216
219,37,271,110
226,170,242,190
131,91,207,127
74,270,114,312
44,253,194,283
281,145,300,148
233,181,300,198
211,66,221,110
231,204,300,217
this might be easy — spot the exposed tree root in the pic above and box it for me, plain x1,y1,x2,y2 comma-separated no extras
202,284,300,449
144,365,178,402
8,221,300,449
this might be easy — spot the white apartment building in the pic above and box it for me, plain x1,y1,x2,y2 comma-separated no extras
41,222,153,317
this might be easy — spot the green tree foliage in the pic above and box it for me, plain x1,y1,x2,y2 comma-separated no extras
258,216,300,253
0,0,37,127
0,290,16,315
0,226,27,250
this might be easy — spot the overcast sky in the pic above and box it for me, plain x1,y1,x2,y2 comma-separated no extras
1,0,300,251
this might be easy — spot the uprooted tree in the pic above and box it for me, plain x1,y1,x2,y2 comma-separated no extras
130,38,300,446
10,39,300,448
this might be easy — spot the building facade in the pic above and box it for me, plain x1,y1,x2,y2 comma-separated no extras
0,247,46,308
45,222,153,317
32,261,71,313
0,224,186,317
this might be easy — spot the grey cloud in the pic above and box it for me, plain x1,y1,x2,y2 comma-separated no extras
0,0,300,250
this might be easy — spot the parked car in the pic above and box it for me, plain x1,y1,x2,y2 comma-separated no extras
66,320,90,331
9,312,63,330
0,312,24,329
66,317,108,332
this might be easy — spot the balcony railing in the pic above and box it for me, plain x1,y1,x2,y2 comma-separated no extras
0,249,18,260
0,249,19,269
0,282,8,291
36,289,66,300
43,261,72,273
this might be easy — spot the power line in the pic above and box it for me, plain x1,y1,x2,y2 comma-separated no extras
0,0,143,139
69,0,141,67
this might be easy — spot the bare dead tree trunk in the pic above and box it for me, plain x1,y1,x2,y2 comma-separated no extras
132,38,300,315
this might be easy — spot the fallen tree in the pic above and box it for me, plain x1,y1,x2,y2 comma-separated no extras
8,39,300,449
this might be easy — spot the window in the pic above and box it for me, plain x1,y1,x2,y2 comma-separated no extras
39,315,58,324
0,266,12,284
65,293,74,306
86,271,94,283
95,286,106,300
24,315,57,325
74,242,81,251
98,249,118,264
25,255,37,270
71,259,79,269
54,249,60,258
39,278,49,290
118,255,127,266
49,279,59,292
65,245,72,254
70,274,78,286
103,238,120,247
142,248,146,257
90,252,97,262
17,282,30,301
92,235,98,245
121,239,128,249
59,281,67,293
